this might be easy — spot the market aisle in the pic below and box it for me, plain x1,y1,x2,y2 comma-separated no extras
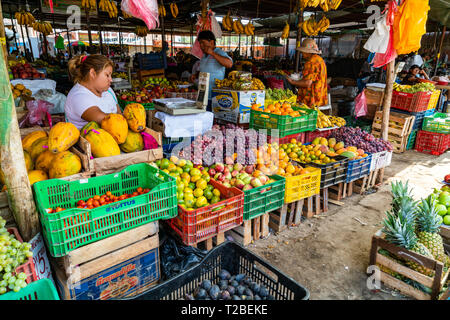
248,150,450,300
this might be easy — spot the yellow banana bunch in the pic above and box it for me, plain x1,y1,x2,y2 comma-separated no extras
299,0,308,10
222,12,233,31
123,11,133,19
281,22,290,40
317,15,330,33
244,23,255,36
302,16,329,36
307,0,320,8
328,0,342,10
15,11,35,26
135,26,149,37
320,0,329,12
170,3,179,18
32,21,53,36
99,0,118,18
232,19,244,34
159,5,167,17
81,0,97,10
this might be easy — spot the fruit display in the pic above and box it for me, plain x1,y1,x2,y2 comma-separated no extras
181,270,274,300
303,0,341,10
302,105,346,128
32,21,53,36
10,83,32,100
98,0,118,18
427,185,450,227
265,88,296,102
101,114,129,144
170,2,179,18
278,138,339,165
329,127,393,153
152,157,224,210
222,11,233,31
257,102,309,118
301,15,330,36
123,103,146,133
14,11,35,26
143,77,170,87
119,85,166,103
158,5,167,17
48,122,80,154
81,0,97,10
393,82,436,93
10,63,45,80
281,22,290,40
112,72,128,80
215,72,265,90
0,217,33,296
134,26,149,37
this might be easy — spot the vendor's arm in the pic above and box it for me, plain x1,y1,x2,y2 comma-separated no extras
206,47,233,69
81,106,109,124
287,59,317,89
420,69,430,80
286,77,313,88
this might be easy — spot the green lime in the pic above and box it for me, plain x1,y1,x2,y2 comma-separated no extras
190,168,201,177
185,199,194,208
202,174,211,183
184,193,194,202
196,196,208,208
206,184,214,192
177,191,184,200
196,179,207,190
211,196,220,204
155,159,161,168
177,199,185,205
177,182,185,193
212,189,221,197
204,190,213,200
183,166,191,173
188,182,196,190
193,188,204,198
160,158,170,170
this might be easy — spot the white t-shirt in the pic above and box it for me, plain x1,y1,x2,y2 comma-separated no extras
64,83,118,129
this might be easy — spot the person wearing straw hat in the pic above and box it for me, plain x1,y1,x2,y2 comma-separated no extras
286,38,328,107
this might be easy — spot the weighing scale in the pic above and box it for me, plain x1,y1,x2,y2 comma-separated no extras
153,72,210,115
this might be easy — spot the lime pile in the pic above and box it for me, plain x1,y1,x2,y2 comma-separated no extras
429,186,450,226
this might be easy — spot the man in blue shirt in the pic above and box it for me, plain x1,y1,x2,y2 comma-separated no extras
190,31,233,110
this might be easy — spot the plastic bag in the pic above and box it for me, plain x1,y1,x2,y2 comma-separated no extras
372,25,397,68
191,38,203,60
393,0,430,55
141,131,159,150
210,12,222,40
363,13,389,53
19,100,53,128
121,0,159,30
354,90,367,118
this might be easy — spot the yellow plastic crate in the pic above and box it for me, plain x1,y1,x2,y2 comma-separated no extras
427,90,440,110
282,167,321,203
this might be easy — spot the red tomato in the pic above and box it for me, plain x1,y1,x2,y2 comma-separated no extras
143,188,150,193
106,191,112,197
132,192,139,197
118,195,126,201
99,198,106,205
55,207,64,212
137,187,143,193
93,200,100,207
93,195,100,201
87,205,94,209
77,200,86,207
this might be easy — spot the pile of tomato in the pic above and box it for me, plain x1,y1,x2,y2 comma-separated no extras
46,187,151,213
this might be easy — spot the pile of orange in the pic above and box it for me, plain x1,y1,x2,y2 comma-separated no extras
252,102,305,118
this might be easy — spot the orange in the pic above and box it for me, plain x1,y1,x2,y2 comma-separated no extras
286,164,295,174
276,168,285,175
273,110,282,115
274,102,281,109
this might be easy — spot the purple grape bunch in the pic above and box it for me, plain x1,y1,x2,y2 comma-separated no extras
329,127,393,154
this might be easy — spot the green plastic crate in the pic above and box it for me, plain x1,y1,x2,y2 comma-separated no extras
422,113,450,134
243,175,285,221
250,106,317,138
406,130,418,150
119,99,155,111
33,163,177,257
0,279,59,300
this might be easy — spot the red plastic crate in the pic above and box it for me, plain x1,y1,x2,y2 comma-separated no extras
414,130,450,156
267,132,305,144
391,90,432,113
166,180,244,246
7,228,38,284
304,128,337,144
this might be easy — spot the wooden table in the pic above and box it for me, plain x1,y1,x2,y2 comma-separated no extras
436,84,450,91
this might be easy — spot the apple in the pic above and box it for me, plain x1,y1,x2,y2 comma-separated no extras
208,168,216,177
233,163,243,172
259,175,269,185
214,172,223,180
243,185,253,191
215,163,224,173
231,170,239,177
224,172,232,180
222,182,232,188
245,165,254,174
230,178,237,186
235,179,245,190
223,167,230,175
218,174,226,182
243,176,252,185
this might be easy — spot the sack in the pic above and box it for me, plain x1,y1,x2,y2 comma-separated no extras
393,0,430,55
354,91,367,118
191,38,203,60
363,13,390,53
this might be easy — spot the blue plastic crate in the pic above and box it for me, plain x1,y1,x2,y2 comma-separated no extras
135,52,167,70
346,154,372,183
392,108,435,131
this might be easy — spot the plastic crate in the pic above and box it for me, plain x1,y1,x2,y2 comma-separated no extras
128,241,309,300
250,106,317,138
415,130,450,156
118,99,154,111
167,180,244,246
7,228,38,285
422,113,450,134
135,52,167,70
33,163,177,257
304,128,337,143
391,90,432,113
241,175,285,220
0,278,59,300
279,167,321,203
392,108,436,131
346,154,373,183
267,132,305,144
406,130,418,150
427,90,441,110
302,156,349,189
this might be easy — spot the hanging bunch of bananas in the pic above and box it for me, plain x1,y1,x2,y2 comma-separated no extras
32,21,53,36
170,3,179,18
135,26,149,37
281,22,290,40
222,11,233,31
320,0,330,12
244,22,255,36
99,0,118,18
302,16,329,36
15,11,35,26
307,0,321,8
328,0,342,10
123,11,133,19
81,0,97,10
232,19,245,34
159,5,167,17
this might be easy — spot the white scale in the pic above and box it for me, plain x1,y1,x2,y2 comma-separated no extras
153,72,210,115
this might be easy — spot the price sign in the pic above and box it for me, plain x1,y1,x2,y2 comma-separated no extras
30,233,55,285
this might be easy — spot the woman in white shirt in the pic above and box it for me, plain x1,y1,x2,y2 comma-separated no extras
65,54,121,129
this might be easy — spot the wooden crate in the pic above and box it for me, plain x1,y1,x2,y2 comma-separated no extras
137,69,165,82
364,88,385,107
191,232,226,251
226,213,270,246
369,227,450,300
372,111,415,137
372,129,409,153
329,182,347,201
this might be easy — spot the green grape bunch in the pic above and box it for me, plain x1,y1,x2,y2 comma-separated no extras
0,217,33,295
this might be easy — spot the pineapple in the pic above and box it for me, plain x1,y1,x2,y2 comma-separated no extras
391,196,418,228
416,198,448,265
382,212,435,277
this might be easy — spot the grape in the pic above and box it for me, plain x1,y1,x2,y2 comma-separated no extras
0,287,6,294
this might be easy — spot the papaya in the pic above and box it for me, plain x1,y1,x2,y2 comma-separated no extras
22,130,48,153
120,130,144,153
85,128,121,158
347,146,358,153
123,103,146,133
48,151,82,179
340,151,357,159
23,150,34,172
80,121,100,137
29,137,49,161
48,122,80,154
328,138,336,149
336,148,347,155
28,170,48,186
356,149,365,156
35,150,56,173
101,114,128,144
319,138,328,146
334,141,345,151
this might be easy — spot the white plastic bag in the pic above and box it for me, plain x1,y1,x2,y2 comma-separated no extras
210,12,222,39
363,13,389,54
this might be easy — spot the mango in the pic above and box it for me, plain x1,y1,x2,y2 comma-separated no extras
319,138,328,146
334,141,345,150
347,146,357,153
328,138,336,148
312,137,321,145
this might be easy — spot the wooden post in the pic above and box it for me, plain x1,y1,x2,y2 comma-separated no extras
295,10,303,72
433,25,446,77
0,1,40,241
85,9,93,48
381,60,395,141
98,25,104,55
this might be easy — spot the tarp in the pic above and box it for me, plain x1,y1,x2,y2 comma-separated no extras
429,0,450,27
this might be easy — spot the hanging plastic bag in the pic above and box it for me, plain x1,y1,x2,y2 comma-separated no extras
121,0,159,30
363,13,390,54
354,91,367,118
372,25,397,68
393,0,430,55
19,100,53,128
210,12,222,40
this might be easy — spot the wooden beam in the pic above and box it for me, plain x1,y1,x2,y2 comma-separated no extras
434,25,446,77
381,60,395,141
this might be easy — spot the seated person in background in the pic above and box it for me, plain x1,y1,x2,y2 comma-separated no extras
401,64,429,85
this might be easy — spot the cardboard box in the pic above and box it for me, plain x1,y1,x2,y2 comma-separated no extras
211,89,265,124
53,230,160,300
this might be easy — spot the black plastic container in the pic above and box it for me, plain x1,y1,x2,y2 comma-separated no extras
337,100,355,117
300,156,349,189
126,241,309,300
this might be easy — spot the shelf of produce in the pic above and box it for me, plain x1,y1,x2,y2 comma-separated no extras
304,128,338,144
391,90,433,113
0,278,59,300
371,129,409,153
118,99,155,111
33,163,177,257
127,241,309,300
422,113,450,135
414,130,450,156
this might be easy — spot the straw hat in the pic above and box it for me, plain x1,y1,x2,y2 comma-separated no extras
296,38,322,54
